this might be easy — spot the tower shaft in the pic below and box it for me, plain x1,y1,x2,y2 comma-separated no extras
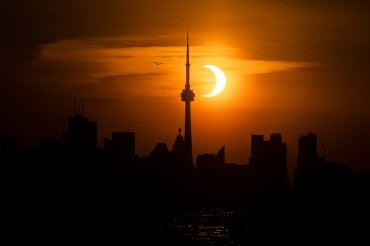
181,32,195,166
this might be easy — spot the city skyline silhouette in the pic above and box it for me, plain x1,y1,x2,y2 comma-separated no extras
2,2,370,178
1,1,370,245
2,97,370,245
2,32,370,245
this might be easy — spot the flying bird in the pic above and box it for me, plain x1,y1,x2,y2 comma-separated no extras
153,61,163,65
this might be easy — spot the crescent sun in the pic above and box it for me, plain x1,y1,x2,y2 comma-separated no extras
203,65,227,98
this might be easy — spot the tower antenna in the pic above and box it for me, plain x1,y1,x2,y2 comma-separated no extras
181,31,195,166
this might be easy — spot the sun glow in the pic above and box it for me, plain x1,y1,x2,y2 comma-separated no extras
203,64,227,98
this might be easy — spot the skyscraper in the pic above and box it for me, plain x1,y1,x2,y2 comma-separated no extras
62,114,97,153
104,131,136,163
249,133,288,188
181,32,195,166
297,133,318,170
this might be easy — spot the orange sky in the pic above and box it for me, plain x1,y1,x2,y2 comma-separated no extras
1,0,370,180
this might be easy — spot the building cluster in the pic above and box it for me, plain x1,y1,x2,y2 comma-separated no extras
1,111,367,207
2,34,370,245
1,33,368,207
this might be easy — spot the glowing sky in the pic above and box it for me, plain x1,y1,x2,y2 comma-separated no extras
1,0,370,179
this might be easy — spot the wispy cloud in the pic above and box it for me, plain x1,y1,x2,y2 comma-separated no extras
31,36,317,101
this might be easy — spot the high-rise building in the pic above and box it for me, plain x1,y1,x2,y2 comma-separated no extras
181,32,195,167
104,131,135,160
249,133,287,183
171,128,186,162
62,114,97,153
196,146,225,176
112,131,135,159
150,142,168,160
297,133,318,170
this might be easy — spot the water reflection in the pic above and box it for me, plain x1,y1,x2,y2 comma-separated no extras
169,208,242,245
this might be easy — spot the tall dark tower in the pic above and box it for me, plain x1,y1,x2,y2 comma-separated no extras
181,32,195,166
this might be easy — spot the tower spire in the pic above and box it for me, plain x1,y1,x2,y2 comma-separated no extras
186,31,190,90
181,32,195,167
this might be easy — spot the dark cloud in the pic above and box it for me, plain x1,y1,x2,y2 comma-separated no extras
2,0,370,63
0,0,213,63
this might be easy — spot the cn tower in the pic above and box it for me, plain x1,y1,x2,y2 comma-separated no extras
181,32,195,166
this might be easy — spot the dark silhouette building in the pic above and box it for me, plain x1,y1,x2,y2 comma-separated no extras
195,146,250,206
297,132,318,171
294,133,361,199
170,128,194,178
104,131,135,160
62,114,97,153
195,146,226,204
250,133,287,178
170,128,186,161
150,142,169,160
196,146,225,177
181,32,195,167
249,133,289,193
